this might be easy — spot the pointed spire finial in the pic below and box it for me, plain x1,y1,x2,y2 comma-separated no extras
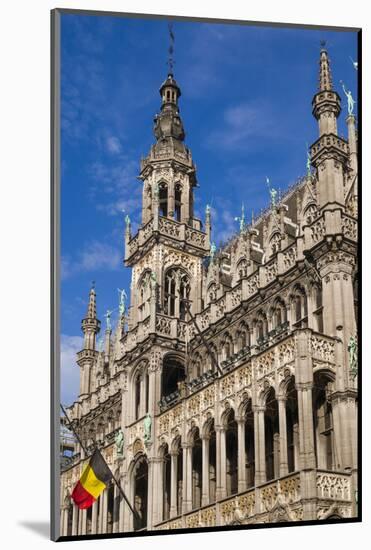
87,283,97,319
318,44,333,92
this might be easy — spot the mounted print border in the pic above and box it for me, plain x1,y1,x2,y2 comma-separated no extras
51,8,361,542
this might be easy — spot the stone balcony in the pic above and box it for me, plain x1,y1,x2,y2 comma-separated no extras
125,216,209,262
154,469,353,529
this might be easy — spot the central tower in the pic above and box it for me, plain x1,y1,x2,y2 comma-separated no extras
124,71,210,329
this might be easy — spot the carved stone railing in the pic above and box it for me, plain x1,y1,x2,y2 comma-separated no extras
310,333,335,364
316,471,351,501
219,489,255,524
259,473,301,513
341,214,357,241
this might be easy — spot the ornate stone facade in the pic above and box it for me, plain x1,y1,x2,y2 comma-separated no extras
60,47,358,537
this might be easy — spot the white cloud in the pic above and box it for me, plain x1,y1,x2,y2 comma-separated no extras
206,100,281,151
106,136,122,154
62,240,121,280
78,240,121,272
60,334,83,405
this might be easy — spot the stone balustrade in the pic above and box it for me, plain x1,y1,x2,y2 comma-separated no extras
316,470,351,501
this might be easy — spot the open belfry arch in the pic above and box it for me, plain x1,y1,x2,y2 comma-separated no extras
60,42,358,535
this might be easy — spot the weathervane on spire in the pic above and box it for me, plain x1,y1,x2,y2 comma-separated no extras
167,22,175,74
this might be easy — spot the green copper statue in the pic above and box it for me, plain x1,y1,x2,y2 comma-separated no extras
115,428,125,458
266,177,277,209
124,214,131,228
210,242,217,262
143,413,152,445
105,309,113,331
348,335,358,379
341,81,356,115
234,203,245,233
306,146,312,177
118,288,127,317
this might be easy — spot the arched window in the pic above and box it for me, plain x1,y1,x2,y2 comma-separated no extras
292,286,308,329
138,271,152,322
313,373,335,471
133,364,149,420
133,456,148,531
164,268,190,320
191,428,202,509
161,356,186,399
159,183,168,217
312,285,323,333
175,183,182,222
134,375,141,420
264,387,279,481
225,410,238,496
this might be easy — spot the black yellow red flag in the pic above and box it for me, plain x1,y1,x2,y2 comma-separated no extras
71,449,112,509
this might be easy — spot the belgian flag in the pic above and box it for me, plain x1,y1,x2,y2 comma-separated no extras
71,449,113,509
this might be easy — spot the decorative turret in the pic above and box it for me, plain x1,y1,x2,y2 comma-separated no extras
81,284,100,351
312,43,341,136
77,284,101,397
154,74,185,142
310,43,348,209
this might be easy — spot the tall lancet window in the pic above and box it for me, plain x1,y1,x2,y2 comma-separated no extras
164,268,190,320
175,183,182,222
138,271,152,322
159,183,168,217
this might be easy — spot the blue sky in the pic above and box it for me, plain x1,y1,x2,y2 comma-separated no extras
60,13,358,404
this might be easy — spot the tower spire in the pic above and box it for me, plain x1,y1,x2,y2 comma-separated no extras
78,283,101,397
86,282,97,320
312,42,341,137
318,41,333,91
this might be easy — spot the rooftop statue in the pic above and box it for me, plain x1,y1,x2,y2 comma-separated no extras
143,413,152,445
266,177,278,209
105,309,113,331
210,242,217,262
341,81,356,115
348,335,358,379
118,288,127,317
234,203,245,233
115,428,125,458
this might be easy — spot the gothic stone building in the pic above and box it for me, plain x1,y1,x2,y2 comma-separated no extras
60,46,358,536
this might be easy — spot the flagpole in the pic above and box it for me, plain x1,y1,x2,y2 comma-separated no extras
60,404,140,524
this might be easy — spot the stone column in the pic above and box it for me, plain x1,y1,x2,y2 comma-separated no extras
186,445,193,510
215,426,222,500
253,406,266,485
80,509,87,535
201,436,210,506
236,416,247,493
168,179,175,219
182,443,192,513
170,451,178,517
346,114,358,175
91,500,98,535
296,381,317,521
296,383,316,469
99,489,108,534
219,428,227,499
60,505,68,536
112,484,119,533
71,504,78,536
278,396,289,477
